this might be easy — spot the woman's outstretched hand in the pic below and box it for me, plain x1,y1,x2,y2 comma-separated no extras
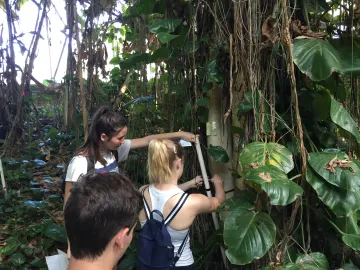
179,131,198,143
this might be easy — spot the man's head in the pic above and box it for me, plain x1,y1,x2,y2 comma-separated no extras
64,172,142,262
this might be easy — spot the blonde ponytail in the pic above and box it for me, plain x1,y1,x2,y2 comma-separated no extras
147,139,184,184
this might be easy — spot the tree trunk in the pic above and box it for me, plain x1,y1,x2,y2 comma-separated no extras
4,0,17,108
74,2,87,140
65,0,75,129
207,84,234,199
5,0,48,147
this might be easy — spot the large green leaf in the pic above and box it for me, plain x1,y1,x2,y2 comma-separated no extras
217,191,256,221
330,96,360,143
293,39,342,81
331,39,360,75
207,60,223,84
286,252,329,269
127,0,156,16
305,166,360,217
304,0,330,13
157,33,179,44
147,18,182,34
11,253,26,266
207,145,230,163
149,47,170,62
120,53,150,69
43,223,67,243
238,91,254,113
308,152,360,191
0,237,19,256
342,234,360,251
245,165,303,206
239,142,294,174
224,208,276,265
342,262,360,270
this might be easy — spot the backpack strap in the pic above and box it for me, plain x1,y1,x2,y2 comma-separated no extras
166,193,190,266
85,156,96,174
141,186,151,219
173,230,190,266
164,192,190,225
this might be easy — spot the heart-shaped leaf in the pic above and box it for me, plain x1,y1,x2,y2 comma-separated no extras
245,165,303,206
197,97,209,107
331,39,360,76
342,234,360,251
239,142,294,174
43,223,67,243
0,237,19,256
292,38,342,81
305,166,360,217
291,252,329,269
330,96,360,143
342,262,360,270
304,0,330,13
224,208,276,265
217,191,256,221
150,47,170,63
308,152,360,191
11,253,26,266
147,18,182,34
120,53,150,69
157,32,179,44
207,145,229,163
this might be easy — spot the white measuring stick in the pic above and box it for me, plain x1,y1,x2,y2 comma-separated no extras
194,137,228,268
0,159,6,194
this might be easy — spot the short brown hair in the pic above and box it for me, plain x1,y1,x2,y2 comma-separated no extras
64,172,142,260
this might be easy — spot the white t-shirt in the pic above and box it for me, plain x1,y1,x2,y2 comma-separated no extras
65,139,131,182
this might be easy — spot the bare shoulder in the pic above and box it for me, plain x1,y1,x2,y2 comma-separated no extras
186,193,221,214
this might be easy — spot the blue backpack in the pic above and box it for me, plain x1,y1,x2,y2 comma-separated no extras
137,186,190,270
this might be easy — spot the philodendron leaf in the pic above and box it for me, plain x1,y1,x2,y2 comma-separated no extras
308,152,360,191
292,38,342,81
342,262,360,270
217,191,256,221
0,237,19,256
157,32,179,44
239,142,294,174
197,97,209,107
287,252,329,269
245,165,303,206
305,166,360,217
11,253,26,266
208,145,229,163
120,53,150,69
43,223,67,243
304,0,330,13
331,39,360,76
224,208,276,265
342,234,360,251
147,18,182,34
330,96,360,143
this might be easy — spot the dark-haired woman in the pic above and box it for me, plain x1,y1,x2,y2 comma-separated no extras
64,106,199,259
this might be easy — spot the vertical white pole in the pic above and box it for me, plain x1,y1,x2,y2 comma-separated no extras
0,159,6,194
194,137,228,269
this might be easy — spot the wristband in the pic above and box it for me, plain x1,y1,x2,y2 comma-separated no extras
213,180,223,184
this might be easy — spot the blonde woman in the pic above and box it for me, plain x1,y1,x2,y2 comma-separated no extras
138,139,225,269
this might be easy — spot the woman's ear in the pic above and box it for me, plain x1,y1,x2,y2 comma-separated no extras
100,133,107,142
175,159,182,170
